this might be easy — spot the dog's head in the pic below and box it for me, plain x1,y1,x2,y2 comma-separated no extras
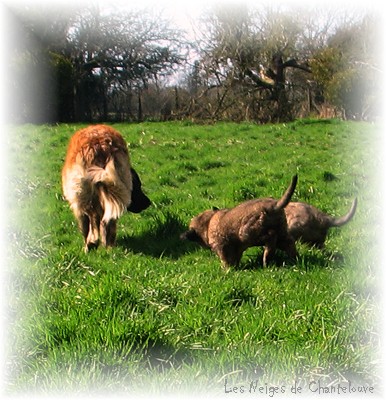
180,209,219,248
127,167,151,213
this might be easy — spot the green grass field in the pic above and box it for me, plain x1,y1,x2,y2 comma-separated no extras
4,120,383,396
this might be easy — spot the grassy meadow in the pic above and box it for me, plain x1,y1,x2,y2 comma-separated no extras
4,120,383,396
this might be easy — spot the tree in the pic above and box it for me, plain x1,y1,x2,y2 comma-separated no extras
193,4,313,122
190,4,381,122
5,2,379,123
310,15,381,120
5,4,78,123
7,4,187,122
62,6,186,122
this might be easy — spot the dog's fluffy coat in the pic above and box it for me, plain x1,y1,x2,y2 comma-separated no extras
285,198,357,248
181,175,298,268
62,124,150,251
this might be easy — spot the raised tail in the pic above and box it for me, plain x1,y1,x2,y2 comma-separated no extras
275,175,298,210
329,198,357,227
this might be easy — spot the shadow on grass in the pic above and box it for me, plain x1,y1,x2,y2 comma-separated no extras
90,335,196,380
110,327,197,373
236,247,344,271
118,211,195,259
140,338,196,372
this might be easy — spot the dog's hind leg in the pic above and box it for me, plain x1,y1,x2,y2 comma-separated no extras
85,213,100,252
262,246,275,267
78,213,90,243
278,235,298,260
108,220,117,247
262,233,277,267
100,219,117,248
72,205,96,252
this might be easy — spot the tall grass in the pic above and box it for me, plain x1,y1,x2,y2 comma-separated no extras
4,120,382,396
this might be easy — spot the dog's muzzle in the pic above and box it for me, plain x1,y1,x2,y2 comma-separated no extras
180,229,199,241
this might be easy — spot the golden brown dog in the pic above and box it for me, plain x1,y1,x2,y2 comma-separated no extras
62,124,150,252
181,175,298,269
285,198,357,248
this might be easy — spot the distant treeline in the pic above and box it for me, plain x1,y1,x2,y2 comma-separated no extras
5,3,381,123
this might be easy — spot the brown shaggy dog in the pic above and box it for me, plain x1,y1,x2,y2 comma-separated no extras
181,175,298,269
285,198,357,248
62,125,150,252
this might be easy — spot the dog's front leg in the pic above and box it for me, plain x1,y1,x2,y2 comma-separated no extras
215,244,242,270
213,247,231,270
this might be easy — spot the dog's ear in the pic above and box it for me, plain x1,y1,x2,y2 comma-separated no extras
127,167,151,213
180,229,201,242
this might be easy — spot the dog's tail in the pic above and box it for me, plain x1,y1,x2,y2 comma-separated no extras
81,158,131,221
328,198,357,227
275,175,298,210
